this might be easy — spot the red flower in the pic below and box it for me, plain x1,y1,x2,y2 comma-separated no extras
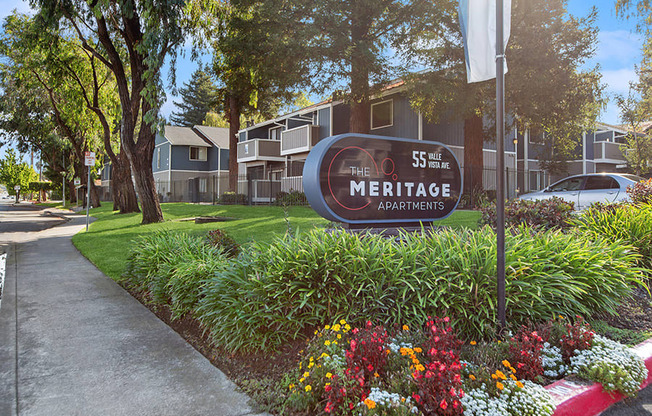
349,403,355,410
440,399,448,410
412,393,422,404
324,402,333,413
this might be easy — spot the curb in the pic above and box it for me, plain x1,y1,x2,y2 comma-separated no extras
545,337,652,416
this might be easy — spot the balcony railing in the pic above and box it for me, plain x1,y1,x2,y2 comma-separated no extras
281,125,320,156
237,139,284,163
593,141,626,162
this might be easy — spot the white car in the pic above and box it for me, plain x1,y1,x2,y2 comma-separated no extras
518,173,644,210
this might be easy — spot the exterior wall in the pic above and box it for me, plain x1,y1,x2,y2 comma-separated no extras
288,117,312,130
220,149,229,170
423,120,465,147
318,107,331,139
369,94,419,139
239,131,247,142
170,145,210,171
333,104,350,135
248,125,272,139
153,143,171,173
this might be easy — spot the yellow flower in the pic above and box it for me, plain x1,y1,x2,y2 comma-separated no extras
510,374,517,381
303,371,310,378
496,370,506,380
308,362,314,368
305,385,312,392
333,341,338,345
326,372,333,379
325,325,331,330
502,360,511,368
288,384,295,390
470,341,477,345
415,364,425,372
340,319,346,325
299,362,302,369
469,374,476,381
332,324,341,332
491,374,498,380
496,382,504,390
402,324,409,331
401,397,406,403
497,340,502,344
314,330,318,335
324,340,331,346
414,347,422,353
516,381,524,388
364,398,376,409
344,324,351,331
400,347,409,356
337,334,342,339
320,352,329,359
299,378,305,383
374,372,379,378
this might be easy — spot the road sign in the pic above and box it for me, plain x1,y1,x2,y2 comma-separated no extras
84,151,96,166
74,178,81,186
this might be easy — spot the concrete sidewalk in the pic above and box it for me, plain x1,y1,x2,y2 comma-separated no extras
0,213,268,416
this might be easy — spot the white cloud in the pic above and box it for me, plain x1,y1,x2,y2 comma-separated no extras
160,95,178,120
595,30,643,68
602,68,638,94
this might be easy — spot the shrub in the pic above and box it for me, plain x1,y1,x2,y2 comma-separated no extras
626,177,652,205
571,203,652,274
560,316,594,363
479,197,574,231
196,226,643,352
570,335,648,396
508,327,544,381
121,231,231,317
219,191,247,205
274,190,308,206
206,228,240,258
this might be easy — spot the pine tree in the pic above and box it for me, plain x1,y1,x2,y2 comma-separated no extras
170,68,220,127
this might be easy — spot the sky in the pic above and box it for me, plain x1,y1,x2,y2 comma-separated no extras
0,0,645,161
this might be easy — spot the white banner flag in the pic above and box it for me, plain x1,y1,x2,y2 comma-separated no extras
459,0,511,83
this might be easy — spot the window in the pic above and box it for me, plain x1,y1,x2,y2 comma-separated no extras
371,99,393,130
199,178,207,193
584,176,618,190
189,146,207,161
549,177,585,192
270,126,283,140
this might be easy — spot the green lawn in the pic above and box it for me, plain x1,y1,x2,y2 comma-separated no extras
72,202,481,280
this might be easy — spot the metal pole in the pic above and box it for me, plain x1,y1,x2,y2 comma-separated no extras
496,0,506,330
62,154,65,206
86,165,91,232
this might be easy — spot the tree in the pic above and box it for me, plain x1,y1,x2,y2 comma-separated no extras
406,0,604,193
170,67,220,127
36,0,187,224
304,0,445,134
0,149,38,201
615,85,652,176
188,0,312,191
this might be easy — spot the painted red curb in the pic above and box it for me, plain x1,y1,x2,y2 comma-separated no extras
545,337,652,416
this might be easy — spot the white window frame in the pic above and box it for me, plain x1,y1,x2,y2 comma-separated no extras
370,99,393,130
189,146,207,161
269,126,283,141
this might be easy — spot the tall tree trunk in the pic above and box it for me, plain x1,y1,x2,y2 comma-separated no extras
111,152,140,213
126,126,162,224
227,94,241,192
464,114,484,196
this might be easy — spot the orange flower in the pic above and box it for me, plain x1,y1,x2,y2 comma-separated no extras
496,382,504,390
469,374,476,381
516,381,525,388
470,341,477,345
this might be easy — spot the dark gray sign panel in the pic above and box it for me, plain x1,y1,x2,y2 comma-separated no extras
303,134,462,225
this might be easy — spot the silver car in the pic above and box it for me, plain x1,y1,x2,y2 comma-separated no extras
518,173,644,210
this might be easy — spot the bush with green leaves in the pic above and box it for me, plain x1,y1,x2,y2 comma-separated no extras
206,228,240,258
121,231,231,318
571,203,652,274
196,226,643,352
626,178,652,205
219,191,248,205
274,190,308,206
479,197,574,231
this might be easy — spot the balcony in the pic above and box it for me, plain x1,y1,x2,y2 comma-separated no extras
237,139,285,163
593,141,626,162
281,125,320,156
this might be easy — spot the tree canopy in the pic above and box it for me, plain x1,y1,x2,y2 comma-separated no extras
170,67,220,127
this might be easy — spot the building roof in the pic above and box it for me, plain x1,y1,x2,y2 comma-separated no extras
193,125,230,148
163,125,211,147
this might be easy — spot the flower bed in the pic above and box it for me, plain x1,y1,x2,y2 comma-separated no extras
279,317,648,416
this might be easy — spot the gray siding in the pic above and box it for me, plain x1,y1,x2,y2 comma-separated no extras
287,118,311,130
595,131,613,142
249,125,273,139
369,94,418,139
318,107,331,139
170,145,210,171
220,149,229,170
423,121,465,147
586,132,595,160
208,147,219,171
153,143,170,173
155,133,169,146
